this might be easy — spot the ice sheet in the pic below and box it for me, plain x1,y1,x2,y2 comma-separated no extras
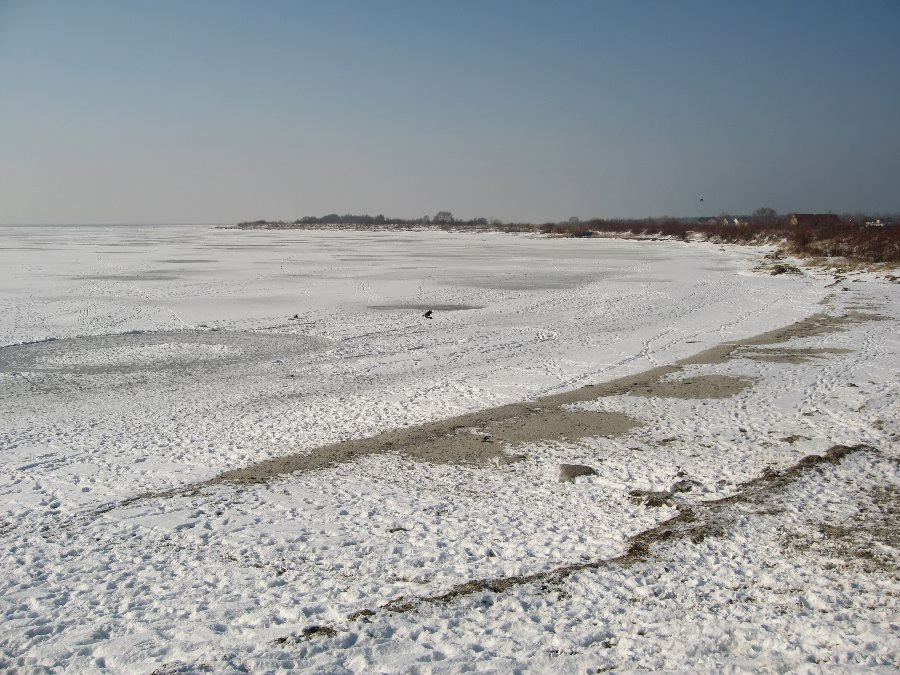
0,225,896,673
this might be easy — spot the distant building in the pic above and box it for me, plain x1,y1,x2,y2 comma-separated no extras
788,213,843,227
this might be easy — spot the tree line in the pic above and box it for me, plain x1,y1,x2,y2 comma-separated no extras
238,211,497,228
235,208,899,263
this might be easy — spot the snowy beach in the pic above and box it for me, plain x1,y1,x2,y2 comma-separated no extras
1,225,897,672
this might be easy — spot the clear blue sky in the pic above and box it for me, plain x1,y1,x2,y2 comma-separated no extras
1,0,898,224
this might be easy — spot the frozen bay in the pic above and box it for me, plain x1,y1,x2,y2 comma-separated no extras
0,225,897,672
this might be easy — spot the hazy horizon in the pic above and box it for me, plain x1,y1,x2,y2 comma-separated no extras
2,1,898,225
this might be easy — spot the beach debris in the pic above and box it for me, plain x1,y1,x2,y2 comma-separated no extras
769,263,802,275
628,489,675,508
671,478,701,493
273,625,338,645
558,464,597,482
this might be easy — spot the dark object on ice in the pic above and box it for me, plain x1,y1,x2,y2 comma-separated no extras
423,310,433,319
558,464,597,482
291,314,300,319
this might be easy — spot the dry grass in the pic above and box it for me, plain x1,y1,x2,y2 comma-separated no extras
543,219,900,264
234,215,900,265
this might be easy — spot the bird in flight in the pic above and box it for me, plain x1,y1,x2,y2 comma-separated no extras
423,310,433,319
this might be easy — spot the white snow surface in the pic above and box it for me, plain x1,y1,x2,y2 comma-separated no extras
0,225,897,673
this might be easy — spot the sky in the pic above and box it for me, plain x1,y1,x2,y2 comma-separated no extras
1,1,898,224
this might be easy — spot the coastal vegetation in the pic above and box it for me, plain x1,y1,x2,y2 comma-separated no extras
236,210,900,264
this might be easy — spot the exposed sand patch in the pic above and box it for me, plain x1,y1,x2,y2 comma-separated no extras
215,406,640,484
735,347,852,364
484,409,638,443
208,310,878,486
626,374,755,399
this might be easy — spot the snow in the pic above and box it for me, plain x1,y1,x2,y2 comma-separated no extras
0,224,897,673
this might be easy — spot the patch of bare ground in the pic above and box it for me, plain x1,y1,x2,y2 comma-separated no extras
213,407,640,485
273,625,339,646
626,374,755,399
734,347,852,364
208,310,877,486
274,444,874,643
628,489,675,508
754,261,803,276
53,306,882,540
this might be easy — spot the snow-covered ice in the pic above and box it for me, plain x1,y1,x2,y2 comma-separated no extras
0,224,897,673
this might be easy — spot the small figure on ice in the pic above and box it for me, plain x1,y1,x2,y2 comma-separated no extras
422,310,433,319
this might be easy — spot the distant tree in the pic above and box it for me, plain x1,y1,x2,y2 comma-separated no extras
568,216,580,224
433,211,454,223
752,207,778,225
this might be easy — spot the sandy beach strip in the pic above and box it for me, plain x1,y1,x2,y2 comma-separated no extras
213,309,883,485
